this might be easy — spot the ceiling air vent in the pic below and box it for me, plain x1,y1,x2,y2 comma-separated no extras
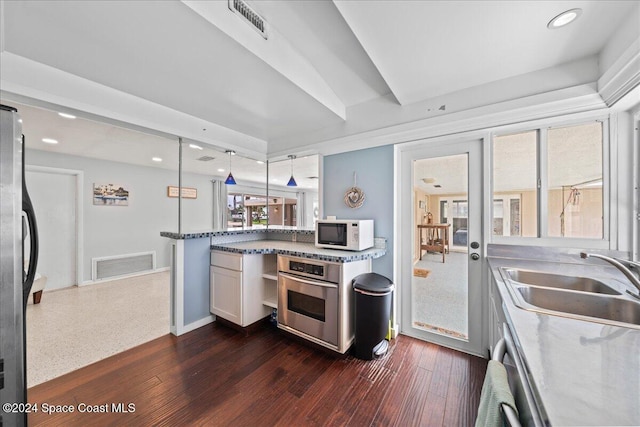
228,0,268,39
197,156,216,162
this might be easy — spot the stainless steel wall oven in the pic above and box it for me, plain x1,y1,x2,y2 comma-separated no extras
277,255,353,353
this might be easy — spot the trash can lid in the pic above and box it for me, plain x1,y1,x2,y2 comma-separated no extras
353,272,394,293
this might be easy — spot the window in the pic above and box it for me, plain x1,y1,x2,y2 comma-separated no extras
547,122,603,238
227,193,268,229
492,121,604,240
493,131,538,237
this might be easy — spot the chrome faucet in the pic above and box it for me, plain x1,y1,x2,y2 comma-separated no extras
580,252,640,300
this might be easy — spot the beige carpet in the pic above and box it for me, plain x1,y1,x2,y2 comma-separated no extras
25,271,170,387
412,251,468,339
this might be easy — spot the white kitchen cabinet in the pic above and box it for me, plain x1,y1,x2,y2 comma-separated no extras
210,265,243,325
210,251,271,327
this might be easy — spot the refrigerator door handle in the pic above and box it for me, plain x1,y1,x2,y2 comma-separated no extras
22,135,39,302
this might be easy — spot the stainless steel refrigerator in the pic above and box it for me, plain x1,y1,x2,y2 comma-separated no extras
1,104,39,426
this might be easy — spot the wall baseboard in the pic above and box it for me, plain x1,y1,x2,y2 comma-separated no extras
174,315,215,336
80,266,170,286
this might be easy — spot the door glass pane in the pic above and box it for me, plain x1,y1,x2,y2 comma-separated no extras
510,198,521,236
493,200,504,235
413,154,468,340
451,200,468,247
547,122,603,238
493,131,537,237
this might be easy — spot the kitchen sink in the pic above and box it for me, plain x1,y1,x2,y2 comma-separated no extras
503,268,620,295
511,285,640,328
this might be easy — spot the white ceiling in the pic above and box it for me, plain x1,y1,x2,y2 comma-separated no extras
335,1,636,105
1,0,637,162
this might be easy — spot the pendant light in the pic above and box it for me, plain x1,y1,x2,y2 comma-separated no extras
224,150,237,185
287,155,297,187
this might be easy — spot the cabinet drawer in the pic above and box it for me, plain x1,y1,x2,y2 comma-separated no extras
211,251,243,271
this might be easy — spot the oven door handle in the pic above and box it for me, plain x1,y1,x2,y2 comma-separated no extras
279,272,338,289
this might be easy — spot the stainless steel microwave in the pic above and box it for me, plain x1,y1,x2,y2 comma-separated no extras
315,219,374,251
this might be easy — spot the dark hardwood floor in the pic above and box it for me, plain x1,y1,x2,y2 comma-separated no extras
28,322,487,426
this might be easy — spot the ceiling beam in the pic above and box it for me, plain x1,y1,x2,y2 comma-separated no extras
182,0,346,121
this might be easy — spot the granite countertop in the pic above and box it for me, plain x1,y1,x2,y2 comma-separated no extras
211,240,386,263
160,228,315,240
487,255,640,426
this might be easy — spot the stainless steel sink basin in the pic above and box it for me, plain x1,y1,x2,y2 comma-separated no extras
513,285,640,328
504,269,620,295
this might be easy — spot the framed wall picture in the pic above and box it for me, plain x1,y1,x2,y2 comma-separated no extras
167,186,197,199
93,183,129,206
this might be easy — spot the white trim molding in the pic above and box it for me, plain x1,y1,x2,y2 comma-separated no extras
598,38,640,107
297,84,607,158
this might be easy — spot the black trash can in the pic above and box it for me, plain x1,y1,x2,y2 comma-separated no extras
352,273,394,360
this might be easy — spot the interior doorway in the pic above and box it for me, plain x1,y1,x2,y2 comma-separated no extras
398,138,484,357
26,167,80,291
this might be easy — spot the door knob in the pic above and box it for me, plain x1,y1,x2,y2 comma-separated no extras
470,253,480,261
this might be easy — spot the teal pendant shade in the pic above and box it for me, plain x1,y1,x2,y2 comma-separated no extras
225,172,237,185
286,154,297,187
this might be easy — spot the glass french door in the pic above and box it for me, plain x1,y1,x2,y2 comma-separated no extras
398,138,483,356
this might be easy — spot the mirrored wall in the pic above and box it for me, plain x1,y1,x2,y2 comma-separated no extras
7,97,319,235
265,155,319,230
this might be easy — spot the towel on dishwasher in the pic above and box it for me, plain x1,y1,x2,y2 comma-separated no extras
475,360,518,427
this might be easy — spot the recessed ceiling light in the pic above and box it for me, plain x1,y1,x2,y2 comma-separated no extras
152,157,162,162
547,8,582,29
42,138,58,144
256,160,265,164
58,112,76,119
189,144,203,150
217,168,225,172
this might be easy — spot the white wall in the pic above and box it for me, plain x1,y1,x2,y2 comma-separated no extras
26,149,214,284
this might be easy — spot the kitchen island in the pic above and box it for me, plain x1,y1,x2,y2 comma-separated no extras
487,244,640,426
161,228,386,336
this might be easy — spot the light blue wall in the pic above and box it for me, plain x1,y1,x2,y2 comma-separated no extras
323,145,394,279
183,237,212,325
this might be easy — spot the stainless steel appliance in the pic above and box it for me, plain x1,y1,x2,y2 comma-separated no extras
1,104,39,427
315,219,374,251
277,255,354,353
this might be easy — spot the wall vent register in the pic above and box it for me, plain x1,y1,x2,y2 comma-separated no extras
228,0,268,39
92,251,156,281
